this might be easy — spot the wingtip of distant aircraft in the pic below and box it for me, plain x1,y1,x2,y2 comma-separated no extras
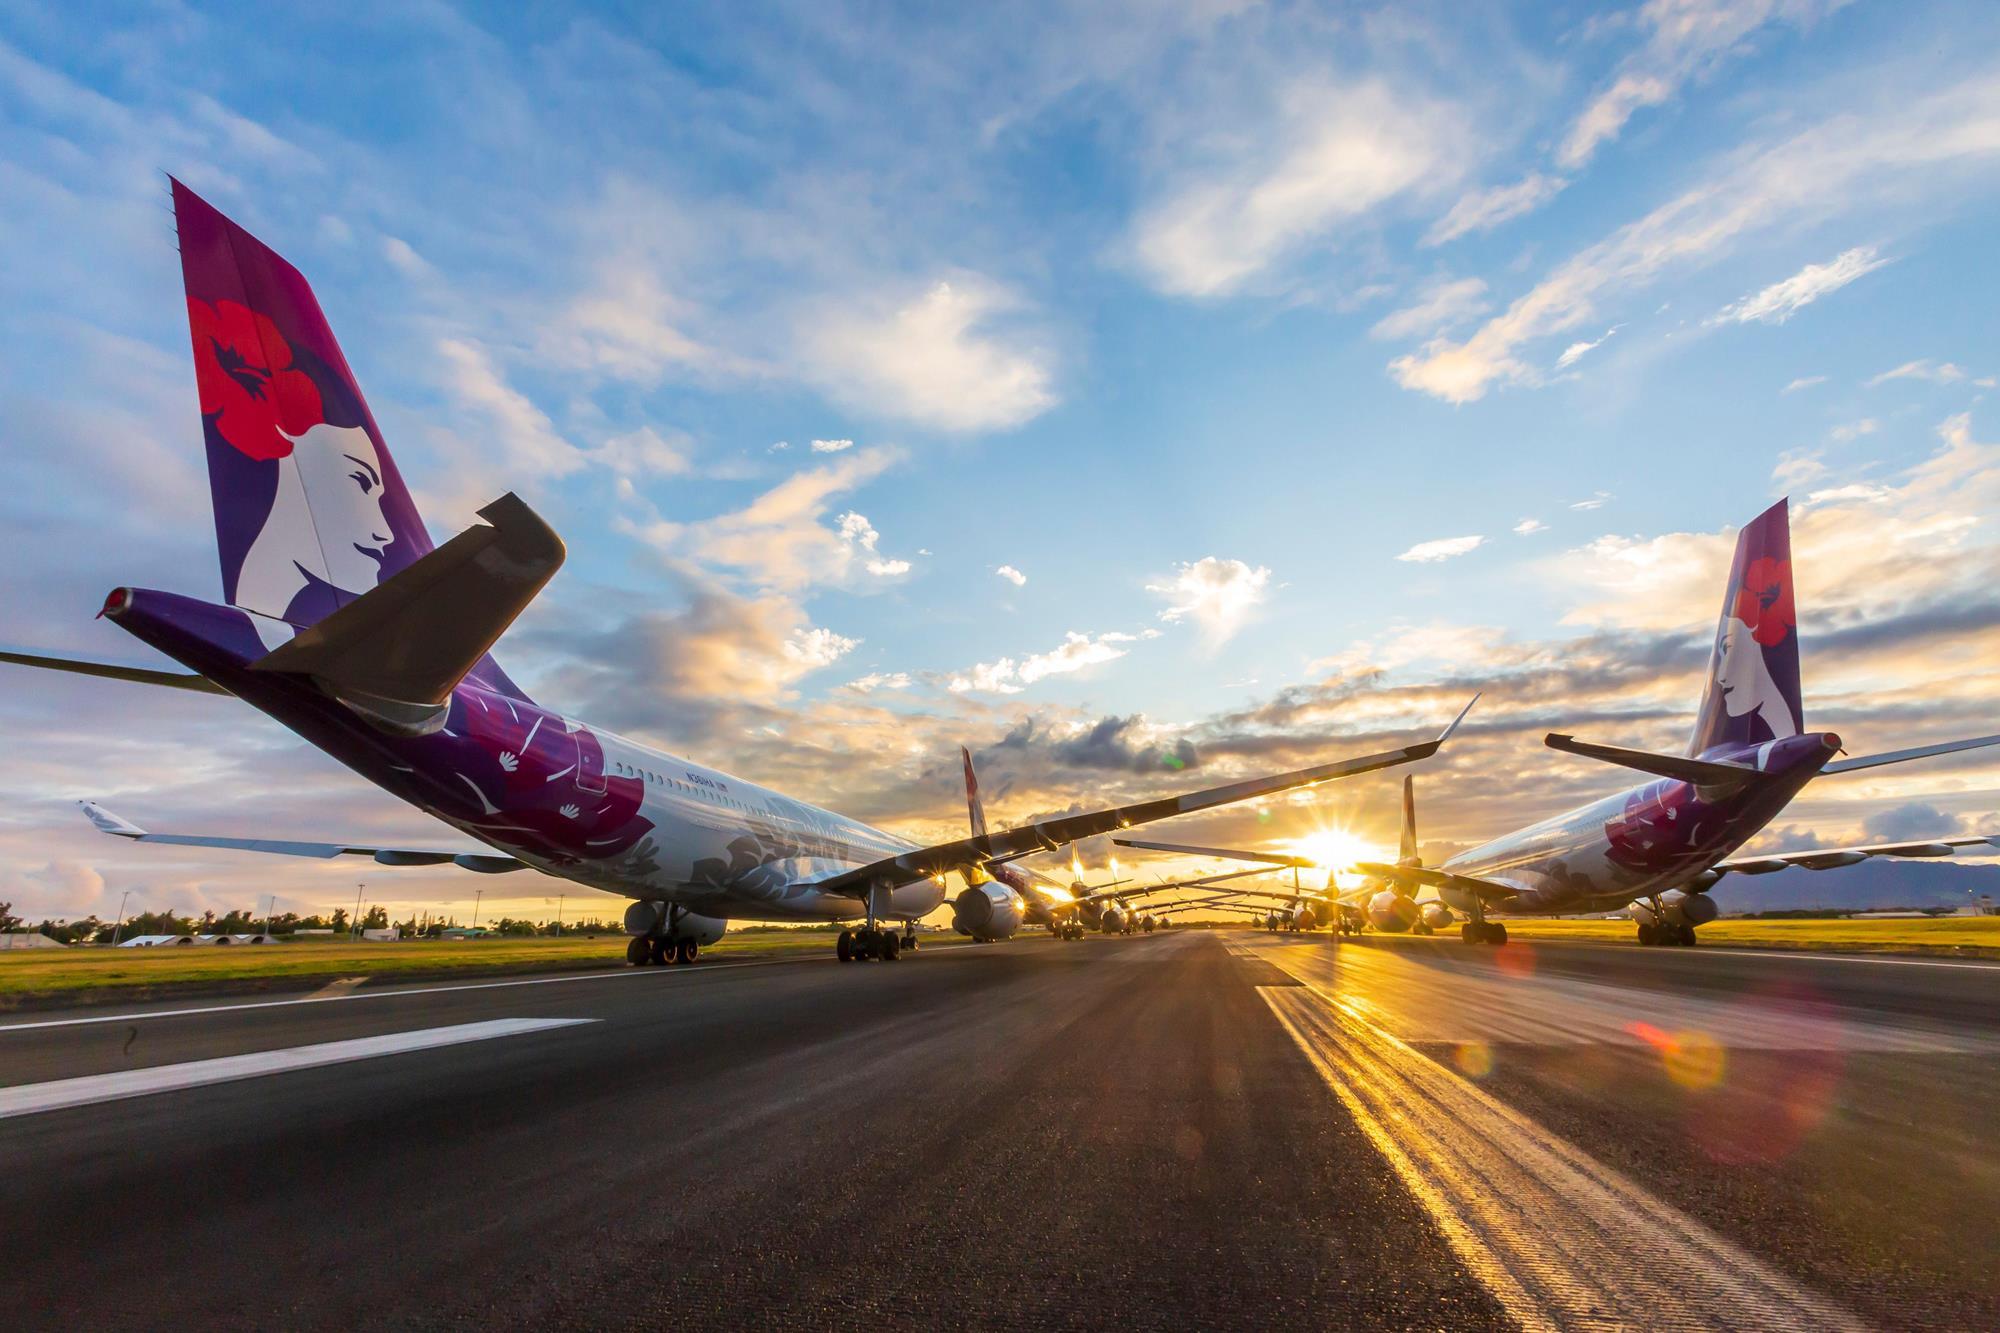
1436,693,1480,745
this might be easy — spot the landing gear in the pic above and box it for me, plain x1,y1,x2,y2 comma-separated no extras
902,929,919,953
674,937,700,965
649,936,669,965
1413,922,1434,936
1460,920,1509,945
836,925,904,962
627,937,650,966
1640,922,1698,947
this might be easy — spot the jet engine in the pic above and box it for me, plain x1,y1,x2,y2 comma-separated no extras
953,884,1025,940
623,900,728,945
1419,902,1456,931
1099,905,1128,935
1366,890,1421,933
1632,890,1719,929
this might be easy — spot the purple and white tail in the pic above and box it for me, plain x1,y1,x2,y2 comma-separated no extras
173,180,433,627
1687,498,1802,756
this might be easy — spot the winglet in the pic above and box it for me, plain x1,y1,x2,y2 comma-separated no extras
1437,693,1479,745
79,801,146,839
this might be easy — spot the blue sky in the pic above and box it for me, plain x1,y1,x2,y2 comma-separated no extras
6,0,2000,923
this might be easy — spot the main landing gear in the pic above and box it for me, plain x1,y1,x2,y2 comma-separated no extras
627,934,700,966
1459,921,1508,945
1638,922,1698,947
837,926,910,962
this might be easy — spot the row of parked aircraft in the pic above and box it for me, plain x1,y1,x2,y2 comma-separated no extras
5,181,1996,959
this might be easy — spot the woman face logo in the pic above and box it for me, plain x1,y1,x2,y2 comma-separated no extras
1713,616,1797,738
289,423,394,593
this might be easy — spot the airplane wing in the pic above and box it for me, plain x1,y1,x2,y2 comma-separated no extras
79,802,529,873
797,697,1476,898
1351,861,1521,904
1109,837,1317,868
0,650,229,695
1712,834,2000,876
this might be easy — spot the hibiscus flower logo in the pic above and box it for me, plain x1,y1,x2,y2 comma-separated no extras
1731,555,1794,648
187,297,324,460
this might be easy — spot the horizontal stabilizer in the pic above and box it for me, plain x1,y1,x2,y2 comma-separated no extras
78,802,527,873
1714,834,2000,876
253,493,563,733
1353,860,1520,904
0,650,229,695
1821,733,2000,775
1545,733,1760,786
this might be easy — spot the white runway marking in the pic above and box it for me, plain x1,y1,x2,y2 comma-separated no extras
0,1018,594,1120
1251,961,1865,1331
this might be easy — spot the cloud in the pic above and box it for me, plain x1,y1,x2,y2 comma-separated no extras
1867,359,1969,387
590,426,692,478
845,672,912,694
1828,418,1879,442
799,277,1055,432
1390,73,2000,402
947,631,1139,695
1782,375,1828,394
1709,246,1888,325
380,236,433,279
1555,326,1619,370
1370,277,1491,342
615,447,908,589
1395,535,1485,563
1863,801,1967,842
996,564,1027,587
1422,173,1567,247
1558,0,1849,169
1149,557,1272,645
1513,518,1548,535
1129,80,1470,298
1773,449,1827,487
434,338,587,479
549,266,756,387
783,626,861,670
810,438,854,453
1571,492,1613,510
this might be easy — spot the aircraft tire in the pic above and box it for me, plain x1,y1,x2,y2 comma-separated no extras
882,931,901,961
1677,924,1697,947
903,931,918,952
674,938,698,965
1637,923,1659,946
1488,923,1508,945
837,929,855,963
1461,923,1480,945
627,937,650,966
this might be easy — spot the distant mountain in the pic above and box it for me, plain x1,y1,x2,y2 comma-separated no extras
1710,861,2000,914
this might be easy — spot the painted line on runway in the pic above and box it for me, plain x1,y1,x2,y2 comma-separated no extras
0,935,1049,1034
0,1018,595,1120
1255,978,1864,1331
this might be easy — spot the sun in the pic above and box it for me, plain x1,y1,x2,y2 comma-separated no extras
1284,829,1377,871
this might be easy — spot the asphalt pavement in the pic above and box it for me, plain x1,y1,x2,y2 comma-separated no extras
0,929,1993,1329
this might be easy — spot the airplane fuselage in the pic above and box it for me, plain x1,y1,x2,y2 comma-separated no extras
1435,732,1838,917
109,586,952,925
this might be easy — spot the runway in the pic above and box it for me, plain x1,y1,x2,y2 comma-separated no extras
1,931,1994,1329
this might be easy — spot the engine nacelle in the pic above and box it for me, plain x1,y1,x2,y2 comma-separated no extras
1367,890,1420,933
1100,905,1128,934
1663,891,1719,928
623,900,728,945
953,884,1025,940
1293,904,1319,931
1420,902,1455,930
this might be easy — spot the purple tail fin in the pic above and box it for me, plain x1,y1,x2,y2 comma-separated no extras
1687,498,1802,756
173,180,433,627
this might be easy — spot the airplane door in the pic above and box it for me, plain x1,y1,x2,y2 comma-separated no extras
571,723,608,795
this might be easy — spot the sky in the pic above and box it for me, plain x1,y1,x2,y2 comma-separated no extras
5,0,2000,926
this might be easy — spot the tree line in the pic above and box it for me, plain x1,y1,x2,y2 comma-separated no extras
1,901,614,944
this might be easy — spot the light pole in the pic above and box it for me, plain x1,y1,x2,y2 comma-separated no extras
472,888,484,930
262,893,276,942
110,890,132,948
555,893,566,936
353,883,366,939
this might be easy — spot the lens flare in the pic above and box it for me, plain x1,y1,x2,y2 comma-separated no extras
1453,1039,1495,1079
1284,828,1377,871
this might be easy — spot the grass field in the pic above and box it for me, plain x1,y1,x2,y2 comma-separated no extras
0,930,858,1011
1426,915,2000,957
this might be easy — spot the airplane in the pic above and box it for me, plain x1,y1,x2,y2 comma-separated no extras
1121,499,2000,947
0,180,1474,967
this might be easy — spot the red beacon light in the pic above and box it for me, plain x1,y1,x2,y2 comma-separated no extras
99,587,132,619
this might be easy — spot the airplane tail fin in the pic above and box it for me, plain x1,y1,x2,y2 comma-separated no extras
1397,775,1420,867
1688,498,1802,756
961,747,991,839
173,180,434,628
